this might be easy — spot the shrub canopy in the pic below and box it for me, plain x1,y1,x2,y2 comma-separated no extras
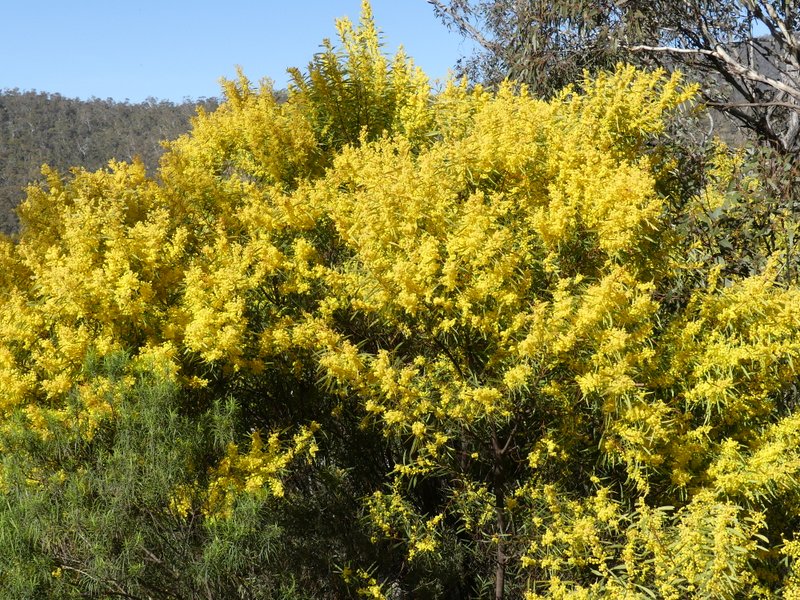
1,3,800,598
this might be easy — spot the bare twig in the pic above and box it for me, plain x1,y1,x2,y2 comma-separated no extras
628,44,800,101
704,100,800,109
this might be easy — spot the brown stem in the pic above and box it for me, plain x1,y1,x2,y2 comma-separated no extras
492,431,507,600
494,488,507,600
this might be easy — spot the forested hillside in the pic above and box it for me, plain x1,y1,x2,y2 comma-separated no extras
0,91,218,233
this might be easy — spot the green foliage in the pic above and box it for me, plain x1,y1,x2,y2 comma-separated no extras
0,351,374,599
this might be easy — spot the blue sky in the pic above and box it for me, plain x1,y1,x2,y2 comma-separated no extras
0,1,475,103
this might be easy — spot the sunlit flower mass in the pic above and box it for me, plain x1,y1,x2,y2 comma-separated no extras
1,2,800,597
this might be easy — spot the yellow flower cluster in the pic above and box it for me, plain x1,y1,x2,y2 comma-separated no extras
0,0,431,525
342,566,388,600
366,484,444,561
202,423,319,519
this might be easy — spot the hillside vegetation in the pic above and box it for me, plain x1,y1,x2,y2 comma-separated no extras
0,91,218,233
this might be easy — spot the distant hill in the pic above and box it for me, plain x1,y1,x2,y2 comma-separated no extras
0,90,219,234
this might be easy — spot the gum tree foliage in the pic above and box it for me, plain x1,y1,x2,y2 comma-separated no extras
429,0,800,153
429,0,625,96
1,2,800,598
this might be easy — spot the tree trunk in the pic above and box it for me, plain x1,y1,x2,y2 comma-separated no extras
492,433,507,600
494,496,506,600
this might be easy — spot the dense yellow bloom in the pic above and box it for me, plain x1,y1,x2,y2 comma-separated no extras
1,5,799,595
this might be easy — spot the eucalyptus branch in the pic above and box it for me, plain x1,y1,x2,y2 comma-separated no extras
628,43,800,101
704,100,800,110
427,0,499,52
